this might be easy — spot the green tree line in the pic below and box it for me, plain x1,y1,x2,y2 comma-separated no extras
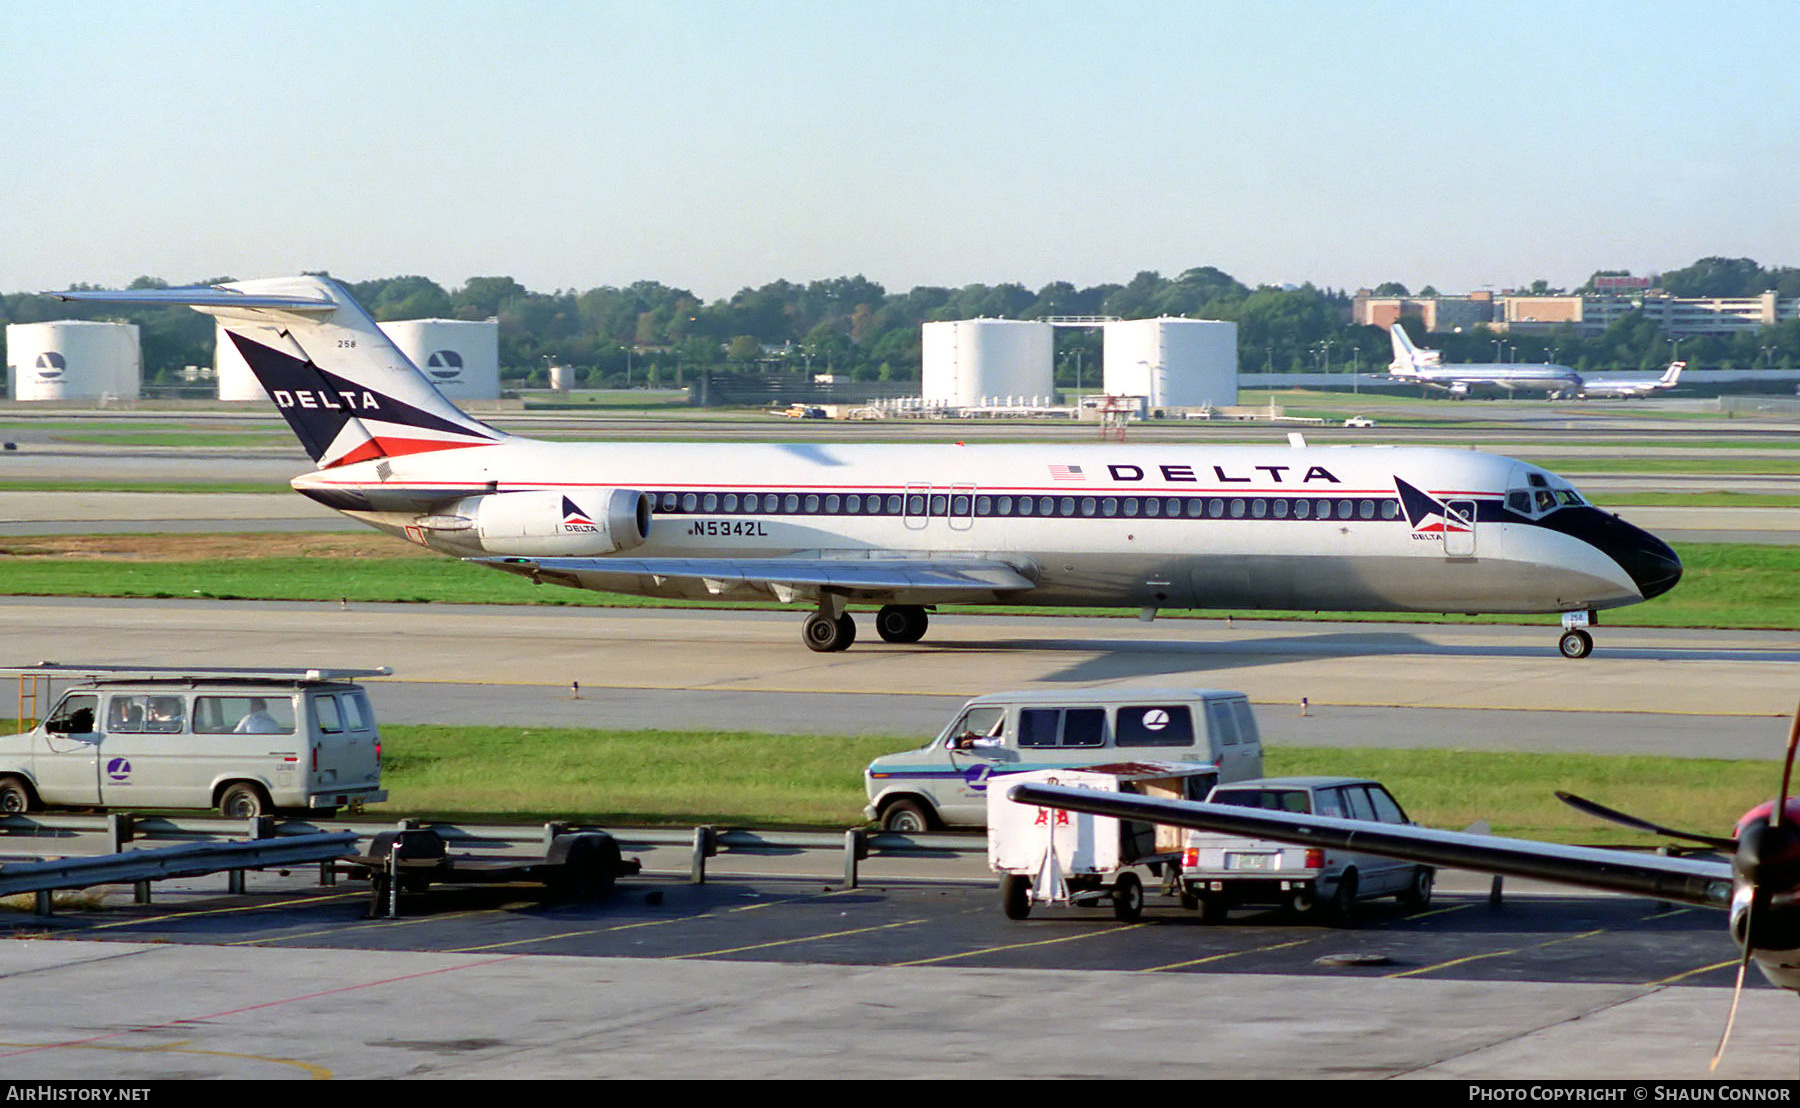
4,257,1799,387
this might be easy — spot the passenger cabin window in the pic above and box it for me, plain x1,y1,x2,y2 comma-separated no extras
314,694,344,734
1017,709,1060,748
1115,705,1194,747
339,692,372,732
1206,701,1241,747
194,696,297,735
1062,708,1105,747
1342,786,1377,821
1229,700,1260,745
1213,788,1310,814
1016,708,1106,748
1369,787,1407,824
107,694,184,734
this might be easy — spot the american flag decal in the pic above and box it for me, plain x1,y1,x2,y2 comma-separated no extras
1049,464,1085,482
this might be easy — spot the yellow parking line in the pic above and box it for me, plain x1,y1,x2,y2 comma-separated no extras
1141,936,1317,973
83,889,366,930
442,887,860,953
669,917,929,959
892,923,1147,967
1652,957,1739,986
1386,928,1607,978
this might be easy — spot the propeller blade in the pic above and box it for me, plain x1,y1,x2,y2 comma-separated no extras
1555,790,1736,850
1773,700,1800,831
1710,908,1753,1072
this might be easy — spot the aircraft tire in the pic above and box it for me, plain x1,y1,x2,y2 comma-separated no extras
802,612,856,652
875,605,928,644
1558,629,1593,660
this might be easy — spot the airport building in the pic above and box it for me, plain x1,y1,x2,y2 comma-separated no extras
1355,288,1800,338
4,320,141,401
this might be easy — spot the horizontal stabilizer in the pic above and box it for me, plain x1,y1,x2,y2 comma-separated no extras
52,286,336,312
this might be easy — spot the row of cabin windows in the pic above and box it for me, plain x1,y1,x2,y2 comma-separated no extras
653,490,1404,522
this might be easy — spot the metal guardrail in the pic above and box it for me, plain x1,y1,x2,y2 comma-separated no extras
0,832,358,914
0,813,987,902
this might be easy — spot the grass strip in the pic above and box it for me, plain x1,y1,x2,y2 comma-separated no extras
1,539,1796,629
365,727,1778,845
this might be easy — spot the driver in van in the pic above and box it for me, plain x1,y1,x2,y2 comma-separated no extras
947,710,1005,751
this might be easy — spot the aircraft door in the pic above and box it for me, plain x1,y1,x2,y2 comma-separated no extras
903,482,932,531
1443,499,1476,558
948,484,976,531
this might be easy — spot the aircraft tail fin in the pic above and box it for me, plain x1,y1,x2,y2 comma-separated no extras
1388,323,1421,375
1663,361,1685,386
52,276,506,469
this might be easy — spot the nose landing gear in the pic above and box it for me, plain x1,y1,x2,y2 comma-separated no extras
1558,610,1596,659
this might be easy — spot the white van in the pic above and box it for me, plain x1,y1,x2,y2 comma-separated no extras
0,668,388,819
864,688,1263,831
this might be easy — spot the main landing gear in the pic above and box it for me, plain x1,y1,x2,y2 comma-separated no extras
801,603,931,652
1558,610,1595,660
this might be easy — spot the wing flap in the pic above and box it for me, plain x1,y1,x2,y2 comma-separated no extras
1008,783,1734,909
472,554,1038,602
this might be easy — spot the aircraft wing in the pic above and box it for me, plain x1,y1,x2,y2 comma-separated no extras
1006,782,1734,909
473,554,1039,603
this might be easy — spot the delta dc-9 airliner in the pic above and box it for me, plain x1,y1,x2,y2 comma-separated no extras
56,277,1682,658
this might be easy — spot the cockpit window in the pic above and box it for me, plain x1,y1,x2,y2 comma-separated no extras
1509,476,1587,518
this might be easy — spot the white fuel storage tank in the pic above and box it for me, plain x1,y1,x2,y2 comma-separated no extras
921,320,1053,407
6,321,141,401
1101,318,1237,408
216,317,500,401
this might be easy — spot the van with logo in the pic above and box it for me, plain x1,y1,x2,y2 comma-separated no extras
0,667,389,819
864,688,1263,831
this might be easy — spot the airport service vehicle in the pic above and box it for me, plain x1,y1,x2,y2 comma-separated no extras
988,762,1217,922
1342,416,1376,428
0,666,388,818
1177,776,1433,923
55,277,1680,659
1387,322,1583,398
864,688,1262,831
1009,702,1800,1057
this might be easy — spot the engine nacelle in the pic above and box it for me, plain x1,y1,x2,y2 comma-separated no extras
424,488,652,556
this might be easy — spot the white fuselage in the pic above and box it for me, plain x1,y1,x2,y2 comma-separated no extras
296,437,1651,616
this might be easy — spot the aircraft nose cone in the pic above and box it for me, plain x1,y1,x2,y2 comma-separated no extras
1618,529,1682,600
1571,509,1681,600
